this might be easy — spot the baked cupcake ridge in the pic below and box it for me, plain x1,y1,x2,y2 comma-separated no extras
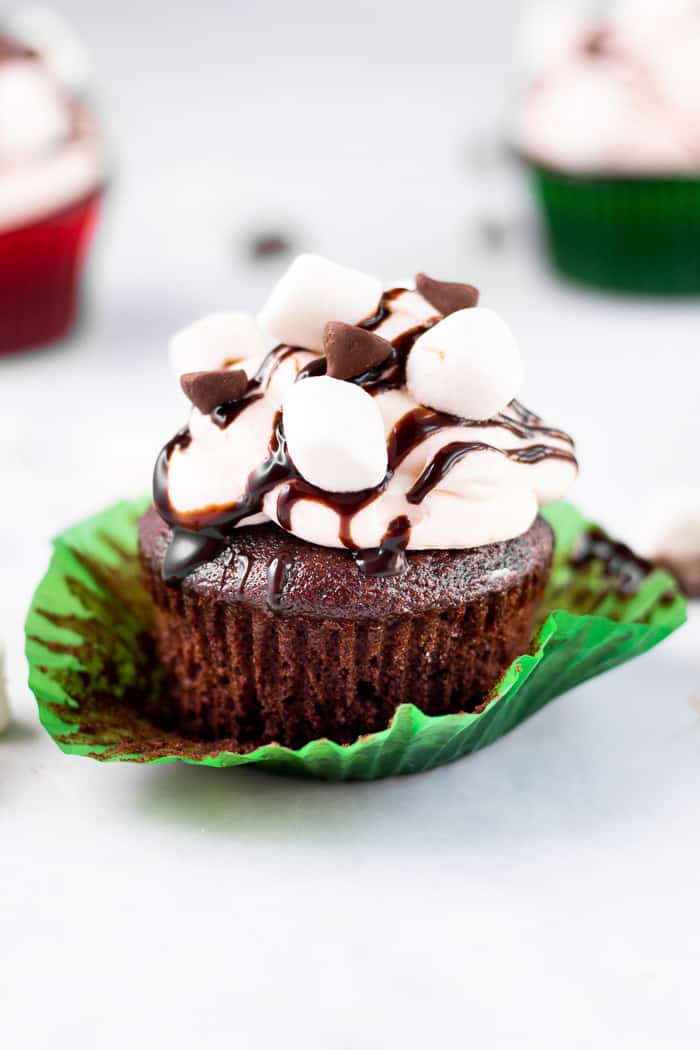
155,254,578,582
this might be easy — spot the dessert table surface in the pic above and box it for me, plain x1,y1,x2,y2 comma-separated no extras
2,2,699,1047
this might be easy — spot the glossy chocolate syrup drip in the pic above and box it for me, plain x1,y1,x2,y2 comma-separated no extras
277,478,386,549
210,345,298,429
406,441,577,506
406,442,492,505
350,323,435,397
387,407,461,470
163,529,228,585
267,556,291,611
353,516,412,577
570,527,654,597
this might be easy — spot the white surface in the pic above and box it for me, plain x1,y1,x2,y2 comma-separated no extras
1,2,700,1048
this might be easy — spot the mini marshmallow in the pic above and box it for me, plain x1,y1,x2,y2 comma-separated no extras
169,312,265,377
257,254,383,351
406,307,523,421
635,485,700,596
283,376,388,493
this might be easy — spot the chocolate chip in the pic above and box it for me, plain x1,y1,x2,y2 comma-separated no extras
323,322,393,380
180,369,248,414
582,28,610,56
415,273,479,315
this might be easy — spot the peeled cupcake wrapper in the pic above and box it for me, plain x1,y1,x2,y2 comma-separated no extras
528,163,700,295
25,497,685,780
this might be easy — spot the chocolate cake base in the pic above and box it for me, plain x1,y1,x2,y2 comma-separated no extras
138,506,553,749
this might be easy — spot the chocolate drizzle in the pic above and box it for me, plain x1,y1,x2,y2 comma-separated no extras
570,527,654,597
353,516,411,577
277,478,386,549
267,557,291,610
155,286,578,586
406,442,492,505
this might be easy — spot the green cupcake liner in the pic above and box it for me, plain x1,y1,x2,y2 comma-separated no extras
25,498,685,780
528,163,700,294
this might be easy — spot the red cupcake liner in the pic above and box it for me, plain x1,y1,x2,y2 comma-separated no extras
0,189,101,355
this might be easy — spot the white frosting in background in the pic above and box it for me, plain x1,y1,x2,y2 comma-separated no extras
520,7,700,173
406,308,523,421
163,256,578,553
0,43,102,232
8,5,93,96
257,253,383,351
0,60,69,157
283,376,388,493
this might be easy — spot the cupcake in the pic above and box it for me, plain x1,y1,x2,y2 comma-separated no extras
138,255,578,749
518,4,700,293
0,27,103,353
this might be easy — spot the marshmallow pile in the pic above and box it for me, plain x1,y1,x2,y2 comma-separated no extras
170,254,525,495
163,254,576,552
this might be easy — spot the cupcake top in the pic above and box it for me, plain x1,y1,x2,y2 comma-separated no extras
519,4,700,174
154,255,577,582
0,29,101,231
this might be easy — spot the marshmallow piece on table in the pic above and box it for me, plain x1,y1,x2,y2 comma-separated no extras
0,63,70,158
257,254,383,351
170,312,265,376
406,307,523,421
635,485,700,595
283,376,388,493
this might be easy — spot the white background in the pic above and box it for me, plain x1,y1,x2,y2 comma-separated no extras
1,2,699,1047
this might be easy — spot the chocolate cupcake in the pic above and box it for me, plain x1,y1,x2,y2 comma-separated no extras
141,255,578,748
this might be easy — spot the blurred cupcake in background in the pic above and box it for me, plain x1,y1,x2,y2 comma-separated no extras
0,8,103,354
518,1,700,294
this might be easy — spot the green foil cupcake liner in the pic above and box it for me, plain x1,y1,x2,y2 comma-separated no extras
528,163,700,294
25,498,685,780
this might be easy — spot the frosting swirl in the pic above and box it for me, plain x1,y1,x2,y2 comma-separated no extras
154,255,577,581
519,6,700,174
0,31,102,231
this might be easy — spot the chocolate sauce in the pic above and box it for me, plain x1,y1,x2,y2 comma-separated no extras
387,407,461,470
277,478,386,549
231,552,251,596
353,516,411,576
351,322,435,397
267,557,291,610
570,527,654,597
360,287,406,331
209,345,298,430
153,427,191,525
295,356,327,382
507,445,577,466
162,529,228,585
405,440,577,505
211,393,263,429
406,442,492,505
